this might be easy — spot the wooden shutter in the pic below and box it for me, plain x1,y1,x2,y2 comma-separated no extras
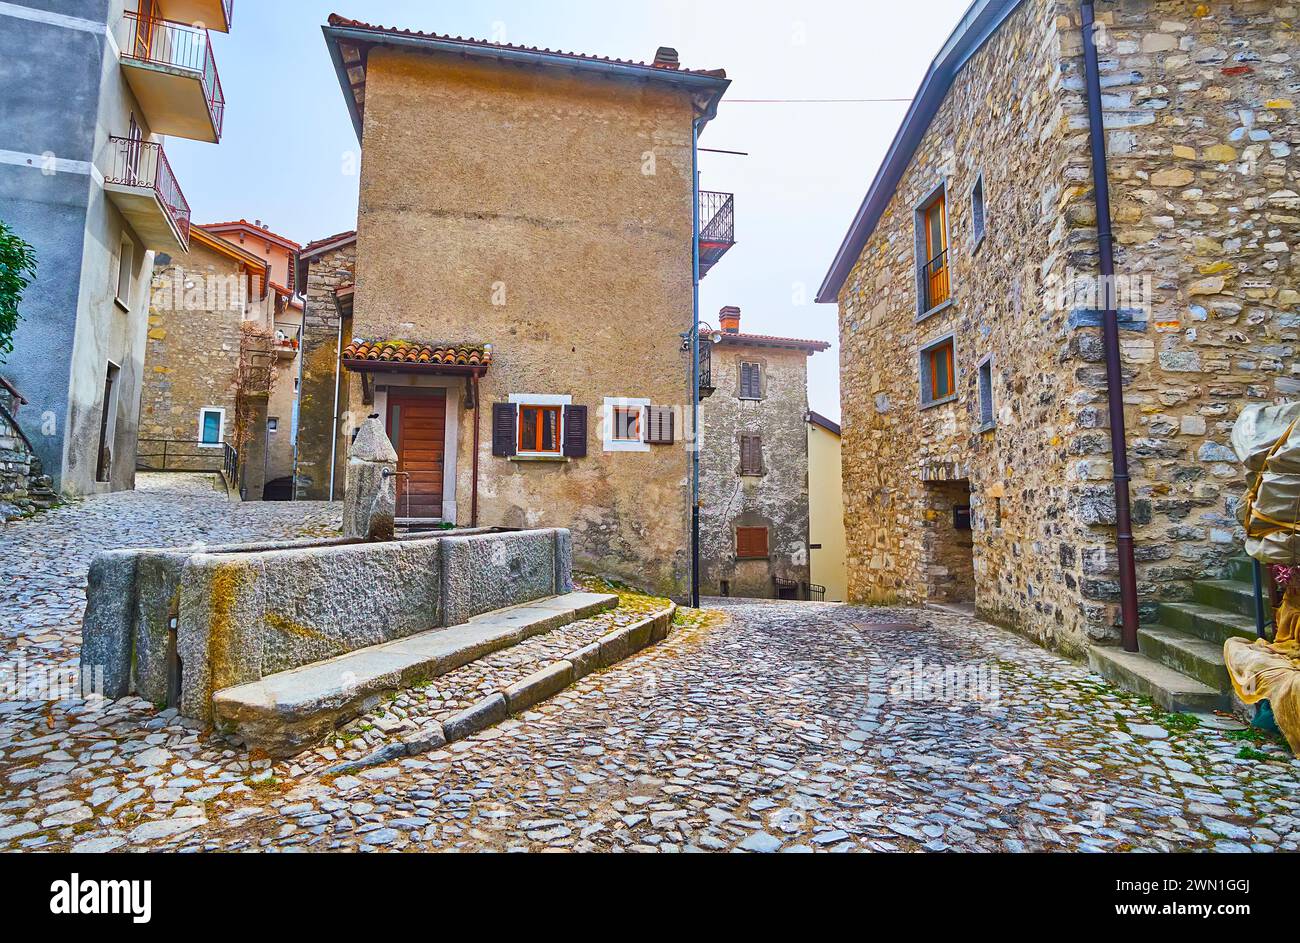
646,405,675,445
492,403,517,457
736,526,768,559
740,362,761,399
563,404,588,457
740,434,762,475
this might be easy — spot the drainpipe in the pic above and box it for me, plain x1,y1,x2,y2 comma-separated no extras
327,302,344,502
690,116,703,610
1082,0,1141,652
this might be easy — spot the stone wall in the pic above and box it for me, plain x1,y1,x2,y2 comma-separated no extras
295,239,354,501
700,340,814,597
0,381,42,519
347,49,696,597
139,241,244,460
835,0,1297,655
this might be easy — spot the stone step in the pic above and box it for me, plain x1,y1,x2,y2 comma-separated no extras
1157,600,1261,644
1087,645,1227,713
212,591,617,756
1137,625,1230,692
1193,578,1272,619
1225,556,1259,584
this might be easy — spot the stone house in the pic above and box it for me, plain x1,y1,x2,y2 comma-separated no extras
292,229,356,502
315,16,735,598
139,224,280,496
202,219,306,496
0,376,56,520
700,306,830,599
807,410,848,603
0,0,235,496
818,0,1297,699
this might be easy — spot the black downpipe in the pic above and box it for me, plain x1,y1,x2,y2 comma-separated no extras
1081,0,1141,652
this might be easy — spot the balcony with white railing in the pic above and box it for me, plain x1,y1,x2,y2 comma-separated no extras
101,136,191,252
116,10,226,142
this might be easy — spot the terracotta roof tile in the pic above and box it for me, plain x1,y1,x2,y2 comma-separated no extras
326,14,727,79
342,339,493,368
302,229,358,255
202,219,302,250
717,332,832,353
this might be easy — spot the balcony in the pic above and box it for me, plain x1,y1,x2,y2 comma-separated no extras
273,323,302,360
698,335,715,399
698,190,735,278
158,0,233,33
921,248,950,312
115,11,226,142
102,137,191,253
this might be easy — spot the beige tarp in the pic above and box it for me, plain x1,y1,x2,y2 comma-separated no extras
1232,401,1300,564
1225,402,1300,750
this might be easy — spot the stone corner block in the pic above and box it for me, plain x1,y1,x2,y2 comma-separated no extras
566,641,603,681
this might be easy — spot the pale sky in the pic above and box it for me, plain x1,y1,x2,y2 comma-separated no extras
170,0,973,421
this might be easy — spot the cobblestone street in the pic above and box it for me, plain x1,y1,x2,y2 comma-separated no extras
2,477,1299,853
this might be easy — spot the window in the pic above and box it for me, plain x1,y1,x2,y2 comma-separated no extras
495,395,585,458
739,434,764,476
977,355,995,430
739,361,762,400
920,337,957,407
198,407,225,447
602,397,650,452
971,175,987,246
917,187,950,313
519,404,562,454
613,406,640,441
115,236,135,309
267,417,279,433
736,526,769,560
645,405,676,445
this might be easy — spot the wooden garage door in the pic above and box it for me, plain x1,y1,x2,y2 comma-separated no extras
387,390,446,519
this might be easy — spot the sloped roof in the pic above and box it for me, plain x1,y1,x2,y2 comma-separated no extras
715,332,831,354
323,14,730,139
202,219,302,251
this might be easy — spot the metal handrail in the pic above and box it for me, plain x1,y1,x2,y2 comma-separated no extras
136,437,226,472
117,11,226,139
921,248,950,310
699,190,735,245
103,137,192,247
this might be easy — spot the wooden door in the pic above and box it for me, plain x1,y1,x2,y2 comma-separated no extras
387,390,446,519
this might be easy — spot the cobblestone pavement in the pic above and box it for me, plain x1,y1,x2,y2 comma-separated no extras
2,477,1299,852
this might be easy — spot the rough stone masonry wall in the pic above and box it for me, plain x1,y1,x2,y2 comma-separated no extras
139,241,243,453
700,344,812,597
350,49,694,598
838,0,1092,650
0,383,35,519
1054,1,1299,632
295,240,355,501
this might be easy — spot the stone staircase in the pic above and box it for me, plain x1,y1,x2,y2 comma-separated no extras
1089,558,1269,713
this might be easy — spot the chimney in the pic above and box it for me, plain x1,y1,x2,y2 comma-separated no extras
719,306,741,334
653,46,680,70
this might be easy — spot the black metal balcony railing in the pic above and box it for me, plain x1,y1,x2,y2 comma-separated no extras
104,136,192,246
698,335,714,397
921,248,950,311
118,10,226,139
698,190,735,277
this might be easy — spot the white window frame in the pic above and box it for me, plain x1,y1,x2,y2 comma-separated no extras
267,417,279,434
509,393,570,458
197,407,226,448
115,235,135,310
602,396,650,453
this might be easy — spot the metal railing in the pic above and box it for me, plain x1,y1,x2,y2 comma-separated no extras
223,442,239,488
699,190,735,246
808,583,827,603
921,249,950,311
222,0,234,28
117,10,226,139
698,338,713,395
104,137,192,247
137,438,227,473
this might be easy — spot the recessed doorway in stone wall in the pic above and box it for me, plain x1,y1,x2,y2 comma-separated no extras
922,478,975,606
